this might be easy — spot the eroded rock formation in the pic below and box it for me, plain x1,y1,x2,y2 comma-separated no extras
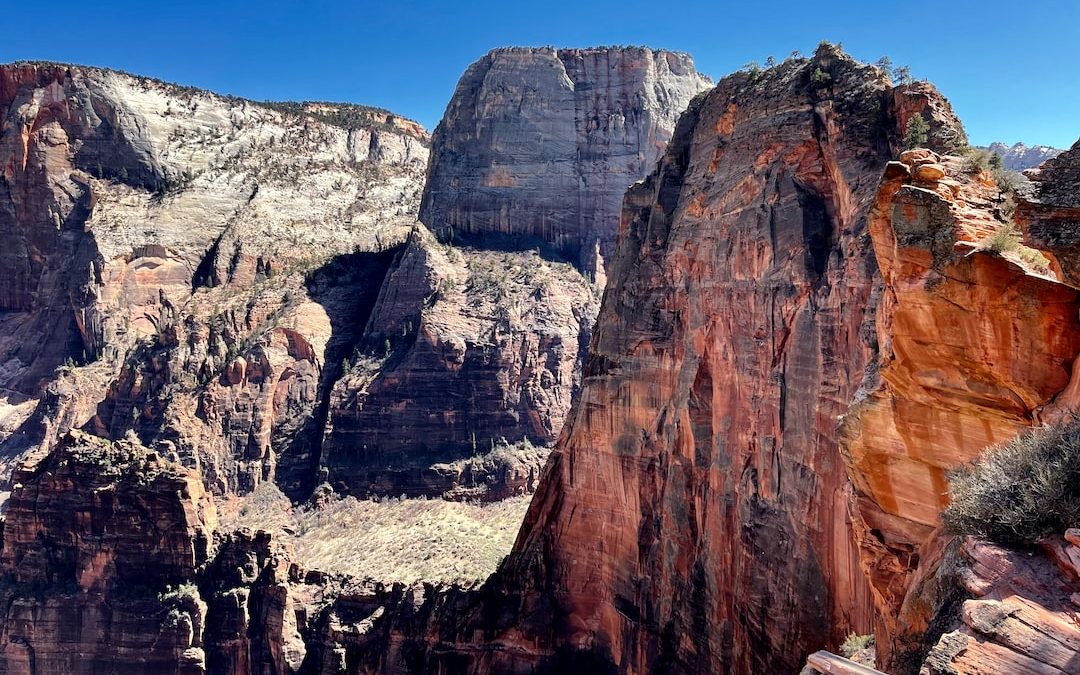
0,61,430,501
339,45,971,675
840,148,1080,667
318,47,709,498
319,227,598,499
0,431,216,674
419,46,712,277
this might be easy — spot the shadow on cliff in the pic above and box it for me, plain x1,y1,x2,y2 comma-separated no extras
273,246,403,501
434,228,578,268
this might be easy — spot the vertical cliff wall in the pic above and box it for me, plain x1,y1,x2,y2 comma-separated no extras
433,45,968,675
419,47,712,278
840,148,1080,668
319,47,710,498
0,61,430,498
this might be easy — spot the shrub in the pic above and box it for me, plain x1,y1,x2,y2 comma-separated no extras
977,222,1050,273
942,419,1080,544
840,633,875,660
980,221,1022,254
810,67,832,87
902,115,930,150
961,148,991,173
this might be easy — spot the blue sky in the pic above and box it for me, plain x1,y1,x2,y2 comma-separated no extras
2,0,1077,148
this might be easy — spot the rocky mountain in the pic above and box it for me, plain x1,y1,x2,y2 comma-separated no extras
319,46,710,498
0,48,711,674
420,46,712,280
306,45,1080,675
981,141,1062,171
445,44,969,675
0,45,1078,675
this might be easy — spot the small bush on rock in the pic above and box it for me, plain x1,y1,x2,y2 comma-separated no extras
942,419,1080,544
840,633,874,659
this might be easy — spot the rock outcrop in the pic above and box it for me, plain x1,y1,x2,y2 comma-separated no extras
2,47,1076,675
419,46,711,277
904,533,1080,675
0,431,216,674
840,148,1080,666
1016,139,1080,289
319,228,597,499
318,47,710,499
334,45,969,675
0,61,431,501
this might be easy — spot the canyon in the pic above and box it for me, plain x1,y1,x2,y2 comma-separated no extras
0,43,1077,675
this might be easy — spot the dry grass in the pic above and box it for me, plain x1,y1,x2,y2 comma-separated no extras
943,419,1080,544
976,222,1051,275
223,483,532,583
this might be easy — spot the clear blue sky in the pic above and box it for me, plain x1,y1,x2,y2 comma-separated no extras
2,0,1077,148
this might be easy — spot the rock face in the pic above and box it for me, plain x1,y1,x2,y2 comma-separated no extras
839,148,1080,666
0,51,710,675
318,48,710,498
1016,139,1080,289
419,46,711,277
0,431,216,674
982,141,1063,172
319,228,598,499
903,534,1080,675
359,46,966,675
2,48,1075,675
0,61,431,500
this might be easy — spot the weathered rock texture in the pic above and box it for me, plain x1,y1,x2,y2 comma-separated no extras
0,61,431,501
902,534,1080,675
840,148,1080,666
419,46,711,277
0,431,216,674
1017,139,1080,289
0,51,710,675
318,47,711,499
346,46,969,675
320,227,597,499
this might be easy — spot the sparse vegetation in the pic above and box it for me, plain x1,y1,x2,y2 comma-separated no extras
840,633,875,664
742,61,762,81
980,221,1023,254
976,221,1050,273
902,114,930,150
158,582,199,605
810,67,832,87
959,147,992,173
223,483,532,583
943,419,1080,545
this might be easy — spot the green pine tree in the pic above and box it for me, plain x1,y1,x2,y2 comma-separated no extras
903,115,930,150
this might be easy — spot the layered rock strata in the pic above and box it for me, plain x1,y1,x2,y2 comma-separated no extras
840,148,1080,666
419,46,712,277
0,431,216,674
319,47,710,497
0,61,431,500
319,227,597,498
345,45,969,675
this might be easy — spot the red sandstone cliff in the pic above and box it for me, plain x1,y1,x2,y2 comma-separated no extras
0,48,1077,675
337,44,971,675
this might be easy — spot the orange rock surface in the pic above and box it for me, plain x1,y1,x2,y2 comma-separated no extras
842,146,1080,669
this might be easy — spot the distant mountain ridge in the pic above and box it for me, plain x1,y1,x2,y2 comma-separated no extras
980,141,1063,171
